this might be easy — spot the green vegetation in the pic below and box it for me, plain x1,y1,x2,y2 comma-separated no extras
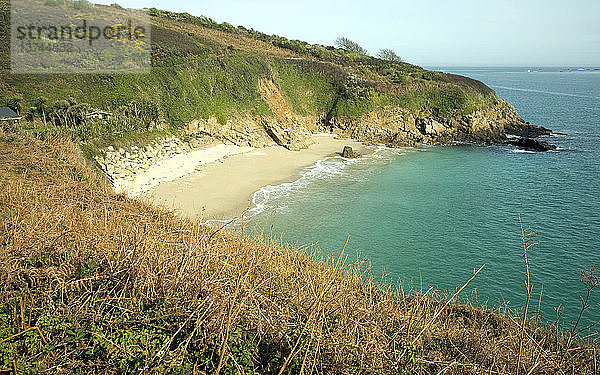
156,55,273,127
272,61,338,116
1,0,500,150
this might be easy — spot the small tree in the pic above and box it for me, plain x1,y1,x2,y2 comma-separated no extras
50,99,71,127
34,96,49,126
335,37,368,55
6,95,24,115
377,49,403,62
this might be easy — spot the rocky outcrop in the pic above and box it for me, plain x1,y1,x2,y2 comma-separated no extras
264,121,314,151
505,122,552,138
323,99,555,149
94,136,200,181
507,137,557,152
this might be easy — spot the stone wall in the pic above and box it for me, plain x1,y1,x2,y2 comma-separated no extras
95,136,197,181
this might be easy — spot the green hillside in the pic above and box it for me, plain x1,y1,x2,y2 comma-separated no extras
1,0,510,152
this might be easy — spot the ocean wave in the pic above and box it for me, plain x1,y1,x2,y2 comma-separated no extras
245,146,411,219
200,146,411,227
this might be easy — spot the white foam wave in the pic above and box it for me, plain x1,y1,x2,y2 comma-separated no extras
245,146,411,220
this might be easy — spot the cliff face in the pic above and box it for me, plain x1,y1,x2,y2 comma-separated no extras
326,99,549,147
145,64,551,150
179,84,548,152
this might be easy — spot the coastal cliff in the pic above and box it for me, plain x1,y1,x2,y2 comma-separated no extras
0,1,552,157
174,81,550,152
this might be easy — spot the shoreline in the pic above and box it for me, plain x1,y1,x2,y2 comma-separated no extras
141,134,369,221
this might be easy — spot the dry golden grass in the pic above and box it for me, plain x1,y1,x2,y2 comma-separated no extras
0,130,598,374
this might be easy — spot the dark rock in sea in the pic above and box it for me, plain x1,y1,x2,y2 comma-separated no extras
342,146,360,158
509,137,557,152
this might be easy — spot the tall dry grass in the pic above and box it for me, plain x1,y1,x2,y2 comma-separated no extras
0,130,598,374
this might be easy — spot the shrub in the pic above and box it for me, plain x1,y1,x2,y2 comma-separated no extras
431,86,468,116
72,0,93,10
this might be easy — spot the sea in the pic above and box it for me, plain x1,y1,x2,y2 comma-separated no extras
245,67,600,333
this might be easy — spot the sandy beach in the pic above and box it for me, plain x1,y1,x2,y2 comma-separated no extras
142,134,368,221
113,143,254,196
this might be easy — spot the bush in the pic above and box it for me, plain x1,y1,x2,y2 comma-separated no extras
431,87,467,117
72,0,93,10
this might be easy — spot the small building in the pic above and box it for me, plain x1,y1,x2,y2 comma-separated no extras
85,111,113,120
0,107,22,123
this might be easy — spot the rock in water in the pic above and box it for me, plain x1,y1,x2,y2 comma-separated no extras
342,146,360,158
505,122,552,138
510,137,557,152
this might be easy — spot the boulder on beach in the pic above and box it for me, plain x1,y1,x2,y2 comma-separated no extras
342,146,360,158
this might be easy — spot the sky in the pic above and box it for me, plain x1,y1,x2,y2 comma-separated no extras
96,0,600,66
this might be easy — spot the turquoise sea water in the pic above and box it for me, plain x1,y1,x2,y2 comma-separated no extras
246,67,600,331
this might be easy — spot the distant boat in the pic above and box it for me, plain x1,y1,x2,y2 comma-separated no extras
576,68,586,71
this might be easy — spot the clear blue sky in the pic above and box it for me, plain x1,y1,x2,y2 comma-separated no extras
97,0,599,66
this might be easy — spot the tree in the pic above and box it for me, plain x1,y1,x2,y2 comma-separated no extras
70,103,91,125
335,37,368,55
6,95,23,115
377,49,403,62
34,96,49,126
50,100,71,127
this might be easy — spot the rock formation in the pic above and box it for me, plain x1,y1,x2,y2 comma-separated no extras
341,146,360,158
507,137,557,152
321,99,556,151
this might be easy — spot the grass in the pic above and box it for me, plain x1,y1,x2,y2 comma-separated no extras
1,129,598,374
272,60,338,117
